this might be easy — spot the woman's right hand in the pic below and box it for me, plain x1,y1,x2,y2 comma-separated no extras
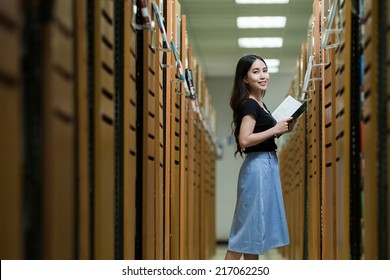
273,117,293,137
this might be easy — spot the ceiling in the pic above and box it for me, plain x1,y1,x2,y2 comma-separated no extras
178,0,314,79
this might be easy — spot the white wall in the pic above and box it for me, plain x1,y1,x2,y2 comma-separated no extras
206,73,294,241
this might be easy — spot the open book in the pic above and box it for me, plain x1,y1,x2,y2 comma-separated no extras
272,95,307,122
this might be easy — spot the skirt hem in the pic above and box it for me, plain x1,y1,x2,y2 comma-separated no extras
227,241,290,255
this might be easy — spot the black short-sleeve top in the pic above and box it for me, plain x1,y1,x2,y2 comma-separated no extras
238,98,278,153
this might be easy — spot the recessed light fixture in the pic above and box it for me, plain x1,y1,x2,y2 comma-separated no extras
236,0,289,4
237,16,286,28
238,37,283,48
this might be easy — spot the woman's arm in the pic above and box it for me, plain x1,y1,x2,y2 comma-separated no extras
238,114,292,149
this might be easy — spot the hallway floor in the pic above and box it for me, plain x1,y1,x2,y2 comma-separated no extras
210,244,286,260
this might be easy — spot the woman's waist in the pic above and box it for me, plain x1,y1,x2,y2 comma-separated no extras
244,150,277,158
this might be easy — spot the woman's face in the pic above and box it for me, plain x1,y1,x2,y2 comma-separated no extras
244,59,270,93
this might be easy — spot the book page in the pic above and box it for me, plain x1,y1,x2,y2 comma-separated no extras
272,95,303,122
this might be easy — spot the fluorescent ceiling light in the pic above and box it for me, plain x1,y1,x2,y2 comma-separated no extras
265,59,280,73
238,37,283,48
265,59,280,67
237,16,286,28
236,0,289,4
267,67,279,73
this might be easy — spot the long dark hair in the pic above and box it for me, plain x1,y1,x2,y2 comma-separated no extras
230,54,267,157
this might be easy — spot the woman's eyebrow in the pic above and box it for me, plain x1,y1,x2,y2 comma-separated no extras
252,66,267,71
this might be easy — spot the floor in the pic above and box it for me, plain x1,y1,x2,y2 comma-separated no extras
210,244,286,260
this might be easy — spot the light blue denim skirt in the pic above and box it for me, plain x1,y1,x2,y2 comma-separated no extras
227,151,290,255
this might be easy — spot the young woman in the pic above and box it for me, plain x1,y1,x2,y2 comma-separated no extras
225,54,291,260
